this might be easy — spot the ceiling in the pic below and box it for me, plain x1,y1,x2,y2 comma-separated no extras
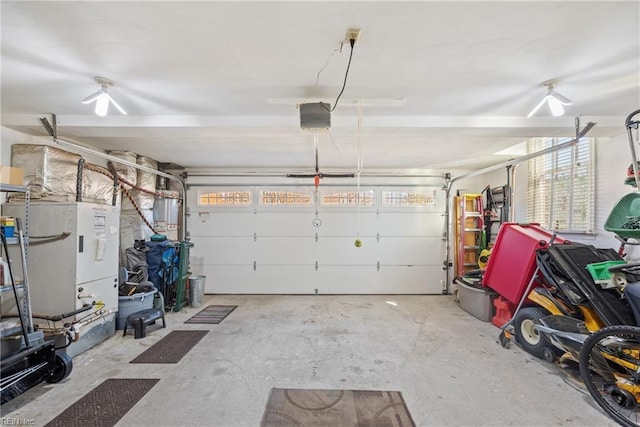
2,1,639,173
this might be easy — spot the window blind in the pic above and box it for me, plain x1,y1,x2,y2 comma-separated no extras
526,137,595,233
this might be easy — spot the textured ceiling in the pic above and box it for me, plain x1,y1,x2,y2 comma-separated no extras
2,1,639,172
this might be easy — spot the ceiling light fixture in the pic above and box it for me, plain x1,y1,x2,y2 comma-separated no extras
81,76,127,116
527,79,572,118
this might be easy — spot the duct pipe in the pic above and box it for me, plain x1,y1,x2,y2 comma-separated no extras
442,119,596,293
53,137,187,241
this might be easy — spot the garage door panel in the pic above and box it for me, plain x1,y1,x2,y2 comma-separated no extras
315,212,378,236
190,236,254,263
197,265,443,294
316,237,379,264
315,266,381,294
254,237,316,264
377,266,444,294
189,212,255,236
196,265,255,293
316,265,442,294
253,266,318,294
377,212,444,236
256,212,316,235
187,185,447,295
198,265,318,294
378,237,444,264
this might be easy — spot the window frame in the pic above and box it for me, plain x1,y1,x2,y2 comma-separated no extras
526,137,595,234
197,189,253,207
258,189,314,207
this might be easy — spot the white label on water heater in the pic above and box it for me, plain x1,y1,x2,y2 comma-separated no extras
94,215,106,235
96,236,107,261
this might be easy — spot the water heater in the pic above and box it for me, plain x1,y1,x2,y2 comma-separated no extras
153,190,180,240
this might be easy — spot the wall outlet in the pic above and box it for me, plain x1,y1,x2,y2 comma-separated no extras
346,28,361,44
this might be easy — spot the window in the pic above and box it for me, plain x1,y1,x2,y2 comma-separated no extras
321,190,374,206
526,137,594,233
382,190,436,207
260,190,313,206
198,191,252,206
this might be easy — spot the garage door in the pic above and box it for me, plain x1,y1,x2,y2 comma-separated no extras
188,185,446,294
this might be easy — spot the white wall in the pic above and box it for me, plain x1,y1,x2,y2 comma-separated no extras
461,132,639,258
579,132,640,260
448,163,527,222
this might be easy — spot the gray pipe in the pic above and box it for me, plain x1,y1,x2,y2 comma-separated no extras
443,120,596,293
443,176,452,294
54,137,188,241
625,109,640,190
448,121,595,188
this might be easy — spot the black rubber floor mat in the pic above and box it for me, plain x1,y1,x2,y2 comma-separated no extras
44,378,159,427
130,330,208,364
261,388,416,427
185,305,237,324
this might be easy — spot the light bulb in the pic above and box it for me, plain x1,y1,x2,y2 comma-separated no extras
95,93,110,117
548,96,565,117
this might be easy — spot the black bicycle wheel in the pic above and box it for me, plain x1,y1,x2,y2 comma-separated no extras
579,325,640,427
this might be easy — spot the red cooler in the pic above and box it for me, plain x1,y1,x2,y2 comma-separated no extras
481,223,565,305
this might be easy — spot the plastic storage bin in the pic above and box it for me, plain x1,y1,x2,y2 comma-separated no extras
116,288,157,330
455,278,497,321
482,223,565,305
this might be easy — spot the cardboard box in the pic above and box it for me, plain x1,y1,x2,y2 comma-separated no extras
0,166,24,186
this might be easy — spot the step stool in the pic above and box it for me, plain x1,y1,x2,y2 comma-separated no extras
123,308,166,339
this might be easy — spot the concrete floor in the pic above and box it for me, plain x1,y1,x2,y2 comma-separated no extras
3,295,614,426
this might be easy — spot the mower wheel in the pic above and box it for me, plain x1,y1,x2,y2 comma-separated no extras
46,352,73,383
514,306,555,360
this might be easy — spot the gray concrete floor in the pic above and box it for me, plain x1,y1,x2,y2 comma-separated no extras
3,295,614,426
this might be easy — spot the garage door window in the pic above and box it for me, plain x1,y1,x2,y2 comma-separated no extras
382,190,436,207
198,190,252,206
260,190,313,206
526,137,594,233
321,190,374,206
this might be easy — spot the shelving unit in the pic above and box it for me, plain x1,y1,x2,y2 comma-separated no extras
0,183,33,343
455,194,485,276
0,183,60,404
483,185,510,246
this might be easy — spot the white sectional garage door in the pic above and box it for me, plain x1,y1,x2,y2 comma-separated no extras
188,185,446,294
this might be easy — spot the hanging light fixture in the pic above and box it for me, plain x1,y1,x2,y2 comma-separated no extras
81,76,127,116
527,79,572,118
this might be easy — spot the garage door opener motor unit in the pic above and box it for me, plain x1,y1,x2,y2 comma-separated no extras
300,102,331,130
